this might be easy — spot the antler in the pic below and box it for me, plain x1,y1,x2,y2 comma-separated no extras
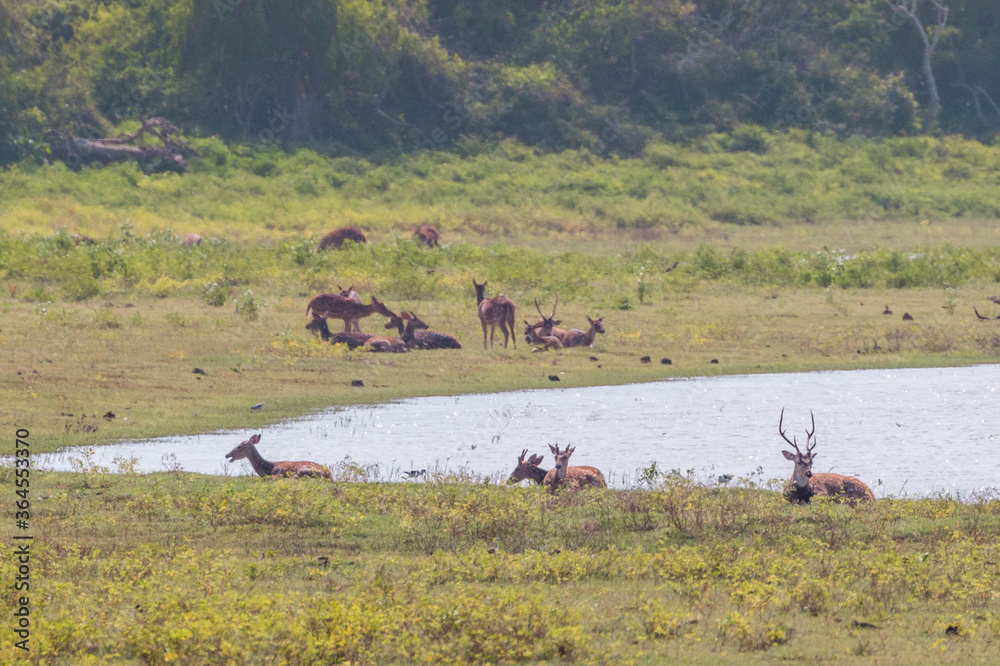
535,298,546,320
778,408,802,454
518,448,528,463
534,296,559,322
805,410,817,454
549,294,558,319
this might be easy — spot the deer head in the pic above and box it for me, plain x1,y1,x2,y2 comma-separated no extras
779,408,818,489
586,316,605,334
507,449,546,484
548,443,576,481
225,433,261,463
532,296,561,336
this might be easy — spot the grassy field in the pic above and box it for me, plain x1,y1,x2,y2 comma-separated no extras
4,131,1000,663
11,466,1000,664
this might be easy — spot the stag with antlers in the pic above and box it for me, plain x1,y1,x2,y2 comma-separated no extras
507,449,548,485
543,444,607,492
524,297,564,350
225,434,332,479
473,279,516,350
305,293,396,333
779,409,875,504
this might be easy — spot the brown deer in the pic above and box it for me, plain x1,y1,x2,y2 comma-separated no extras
318,226,367,250
306,316,377,349
779,409,875,504
384,314,462,349
473,279,516,350
305,293,396,332
337,285,363,331
559,316,606,348
413,224,440,247
181,232,202,246
524,297,565,350
543,444,607,492
225,434,332,479
507,449,547,484
365,312,429,352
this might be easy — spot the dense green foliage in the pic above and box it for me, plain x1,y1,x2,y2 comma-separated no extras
2,0,1000,165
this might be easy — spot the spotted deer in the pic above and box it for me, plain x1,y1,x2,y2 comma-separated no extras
506,449,547,485
559,316,605,348
225,434,332,479
318,226,367,250
337,285,363,332
365,312,429,352
473,279,516,350
306,317,377,349
384,314,462,349
543,444,607,492
523,297,564,350
413,224,440,247
779,409,875,504
305,293,396,332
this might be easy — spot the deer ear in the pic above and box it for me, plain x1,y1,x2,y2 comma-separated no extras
250,434,261,444
552,319,561,326
781,450,796,460
549,444,558,454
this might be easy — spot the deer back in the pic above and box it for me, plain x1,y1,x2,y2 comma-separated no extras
806,473,875,504
270,460,333,479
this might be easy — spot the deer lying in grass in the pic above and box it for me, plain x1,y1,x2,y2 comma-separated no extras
523,298,564,350
384,314,462,349
779,409,875,504
305,293,396,332
473,279,516,349
365,312,429,352
543,444,607,492
559,316,605,348
225,434,332,479
506,449,547,484
318,226,367,250
413,224,440,247
306,316,379,349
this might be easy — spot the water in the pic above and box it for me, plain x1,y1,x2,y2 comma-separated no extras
38,365,1000,497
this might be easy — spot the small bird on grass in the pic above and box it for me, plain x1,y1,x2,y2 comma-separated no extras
250,402,265,412
487,538,500,555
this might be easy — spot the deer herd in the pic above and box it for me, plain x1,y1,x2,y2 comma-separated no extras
229,413,874,506
236,226,875,505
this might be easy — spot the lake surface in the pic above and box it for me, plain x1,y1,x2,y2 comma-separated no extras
38,365,1000,497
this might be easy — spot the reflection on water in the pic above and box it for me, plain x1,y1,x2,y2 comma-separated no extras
38,365,1000,497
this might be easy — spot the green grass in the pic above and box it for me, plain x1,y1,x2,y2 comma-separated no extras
4,132,1000,663
16,466,1000,663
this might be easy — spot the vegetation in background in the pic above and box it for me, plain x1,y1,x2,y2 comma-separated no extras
3,0,1000,165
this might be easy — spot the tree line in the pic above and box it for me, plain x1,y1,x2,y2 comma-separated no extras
1,0,998,166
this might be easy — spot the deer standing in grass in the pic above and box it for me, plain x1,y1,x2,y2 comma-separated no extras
364,312,429,352
473,279,516,350
384,313,462,349
225,434,332,479
337,285,363,331
779,409,875,504
305,293,396,332
318,226,367,250
543,444,607,492
507,449,547,485
413,224,440,247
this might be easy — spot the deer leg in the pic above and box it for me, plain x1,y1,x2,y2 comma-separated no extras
482,322,489,349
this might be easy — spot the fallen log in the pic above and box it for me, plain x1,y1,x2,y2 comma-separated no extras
47,118,198,174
